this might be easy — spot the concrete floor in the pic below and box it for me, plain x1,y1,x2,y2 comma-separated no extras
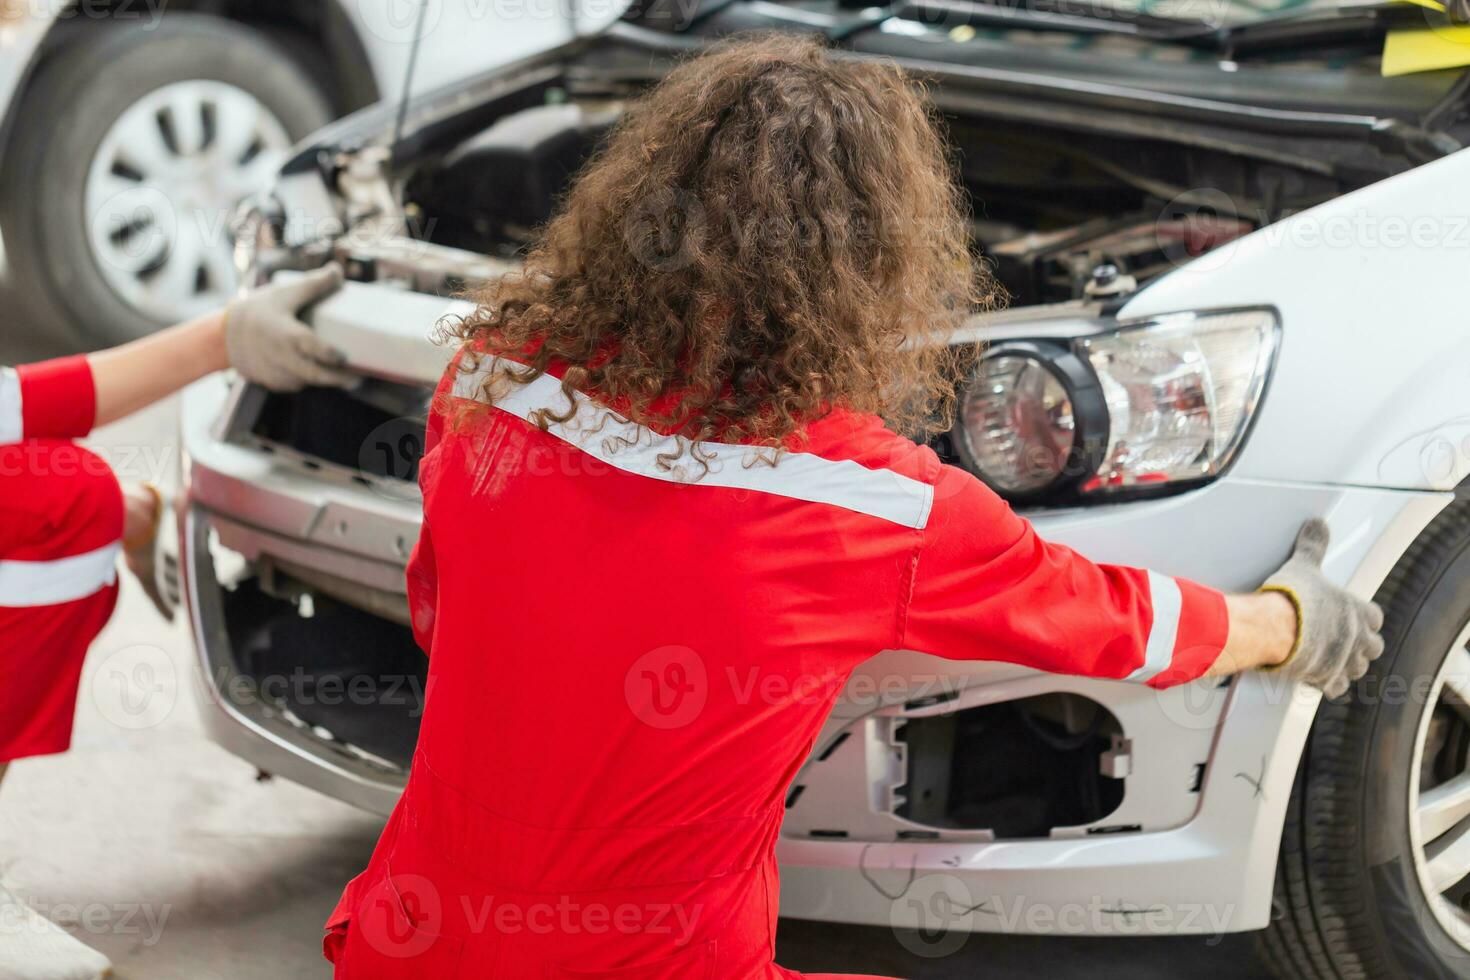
0,276,1269,979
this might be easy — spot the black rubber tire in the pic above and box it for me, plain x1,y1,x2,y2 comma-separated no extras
1258,499,1470,979
0,14,331,345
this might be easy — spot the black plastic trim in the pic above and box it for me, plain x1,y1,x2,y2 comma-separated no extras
949,340,1110,505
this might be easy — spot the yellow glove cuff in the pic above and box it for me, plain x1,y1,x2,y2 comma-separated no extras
1257,583,1304,671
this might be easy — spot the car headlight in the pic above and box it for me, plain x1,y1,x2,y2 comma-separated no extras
951,341,1107,500
951,308,1279,502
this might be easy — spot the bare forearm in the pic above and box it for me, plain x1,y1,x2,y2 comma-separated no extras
87,311,228,428
1204,591,1298,678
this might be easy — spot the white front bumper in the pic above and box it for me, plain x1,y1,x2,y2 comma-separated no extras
778,480,1448,935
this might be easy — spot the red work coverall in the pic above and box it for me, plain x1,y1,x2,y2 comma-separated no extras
0,357,122,761
326,353,1228,979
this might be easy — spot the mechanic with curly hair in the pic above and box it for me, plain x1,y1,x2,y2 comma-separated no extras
324,36,1384,980
0,266,351,980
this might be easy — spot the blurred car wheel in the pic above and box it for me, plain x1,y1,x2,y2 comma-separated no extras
1,13,331,345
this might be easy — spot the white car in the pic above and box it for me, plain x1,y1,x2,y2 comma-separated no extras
0,0,613,344
179,2,1470,976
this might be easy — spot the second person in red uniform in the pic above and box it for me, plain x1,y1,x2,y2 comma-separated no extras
2,266,352,980
325,37,1384,979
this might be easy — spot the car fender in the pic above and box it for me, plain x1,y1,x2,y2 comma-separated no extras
1003,151,1470,930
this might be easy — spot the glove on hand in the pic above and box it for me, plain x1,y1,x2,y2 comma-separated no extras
1261,518,1386,698
224,265,356,392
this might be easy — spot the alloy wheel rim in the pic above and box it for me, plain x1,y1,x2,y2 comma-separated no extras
1409,619,1470,950
84,80,292,324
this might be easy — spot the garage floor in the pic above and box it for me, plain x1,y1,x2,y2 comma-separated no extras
0,278,1268,979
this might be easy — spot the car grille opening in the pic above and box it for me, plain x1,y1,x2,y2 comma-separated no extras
219,574,426,771
897,692,1125,838
250,380,431,482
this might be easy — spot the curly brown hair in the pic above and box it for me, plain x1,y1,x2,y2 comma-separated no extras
450,34,994,460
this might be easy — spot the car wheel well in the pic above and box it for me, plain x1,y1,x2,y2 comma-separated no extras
1258,498,1470,978
0,8,336,341
1,0,377,168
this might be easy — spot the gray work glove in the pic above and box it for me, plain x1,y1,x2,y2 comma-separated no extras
224,265,356,392
1260,518,1386,698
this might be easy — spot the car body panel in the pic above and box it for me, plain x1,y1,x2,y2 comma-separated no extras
778,485,1448,934
306,279,469,385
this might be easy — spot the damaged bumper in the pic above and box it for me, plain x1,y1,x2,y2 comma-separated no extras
181,331,1447,933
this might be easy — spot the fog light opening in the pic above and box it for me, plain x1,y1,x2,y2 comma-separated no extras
896,692,1125,838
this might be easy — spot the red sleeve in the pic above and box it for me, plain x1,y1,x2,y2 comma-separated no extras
899,465,1229,689
7,356,97,442
405,522,438,657
403,357,460,657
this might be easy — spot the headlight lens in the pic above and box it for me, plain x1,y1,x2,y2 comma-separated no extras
960,353,1075,494
950,309,1278,502
1077,309,1277,495
951,341,1109,500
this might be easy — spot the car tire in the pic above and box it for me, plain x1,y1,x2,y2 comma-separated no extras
1,14,332,346
1259,498,1470,979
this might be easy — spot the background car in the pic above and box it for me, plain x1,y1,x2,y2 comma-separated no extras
175,1,1470,977
0,0,619,346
